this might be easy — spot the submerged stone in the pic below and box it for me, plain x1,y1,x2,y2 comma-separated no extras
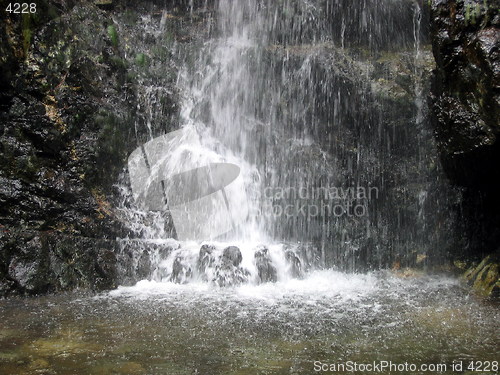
212,265,250,287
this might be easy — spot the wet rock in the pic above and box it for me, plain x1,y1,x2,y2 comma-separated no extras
96,249,118,286
7,235,51,294
170,257,192,284
430,0,500,258
212,265,250,287
285,250,302,279
0,0,204,296
213,246,249,287
0,231,118,295
296,244,320,272
463,253,500,298
222,246,242,267
94,0,114,10
254,247,277,283
0,278,17,297
115,240,180,285
136,250,151,280
197,244,216,279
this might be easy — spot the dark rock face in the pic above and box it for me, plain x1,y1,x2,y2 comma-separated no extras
0,2,136,296
0,230,118,295
0,1,206,296
430,0,500,259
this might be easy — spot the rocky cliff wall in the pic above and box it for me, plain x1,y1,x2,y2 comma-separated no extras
0,0,206,296
430,0,499,260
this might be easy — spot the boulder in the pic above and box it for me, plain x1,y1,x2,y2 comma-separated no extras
212,246,249,287
198,244,216,269
222,246,242,267
254,247,277,283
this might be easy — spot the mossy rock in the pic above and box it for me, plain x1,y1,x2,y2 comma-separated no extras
463,254,500,298
135,52,147,67
473,263,499,296
107,25,119,47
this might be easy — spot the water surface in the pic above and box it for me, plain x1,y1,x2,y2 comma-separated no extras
1,271,498,374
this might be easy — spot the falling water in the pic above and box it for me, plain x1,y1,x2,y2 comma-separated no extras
117,0,455,285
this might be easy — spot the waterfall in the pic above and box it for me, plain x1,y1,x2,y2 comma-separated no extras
116,0,454,286
2,2,498,373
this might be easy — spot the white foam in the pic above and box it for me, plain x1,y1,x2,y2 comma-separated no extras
111,270,379,301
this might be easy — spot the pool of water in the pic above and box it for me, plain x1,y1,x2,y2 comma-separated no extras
0,271,498,374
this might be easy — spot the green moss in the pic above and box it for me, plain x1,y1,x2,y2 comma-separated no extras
473,3,481,24
454,260,468,270
86,110,131,187
463,255,500,298
473,263,499,296
135,53,146,67
464,2,483,25
107,25,119,47
21,13,33,57
464,255,489,282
